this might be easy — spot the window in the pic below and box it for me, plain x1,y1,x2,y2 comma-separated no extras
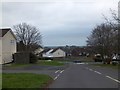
10,40,14,44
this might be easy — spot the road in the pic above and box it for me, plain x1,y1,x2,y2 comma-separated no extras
48,63,119,88
2,62,119,88
2,65,68,78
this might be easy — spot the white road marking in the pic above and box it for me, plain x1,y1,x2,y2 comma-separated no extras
87,68,102,75
94,71,102,75
60,70,64,73
85,67,89,69
54,74,60,80
54,76,58,80
55,70,60,73
89,69,93,71
106,76,120,83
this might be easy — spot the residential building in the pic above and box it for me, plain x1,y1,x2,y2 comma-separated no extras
34,47,44,55
42,48,66,58
51,48,66,57
0,28,16,64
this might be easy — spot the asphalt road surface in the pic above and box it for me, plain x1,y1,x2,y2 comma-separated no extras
48,63,119,88
2,62,119,88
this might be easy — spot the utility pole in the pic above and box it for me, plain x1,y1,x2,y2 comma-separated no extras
118,1,120,55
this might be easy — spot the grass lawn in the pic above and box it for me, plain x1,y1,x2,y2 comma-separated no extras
37,60,64,66
0,73,2,89
64,56,94,62
92,64,120,69
3,60,64,69
2,73,53,88
3,63,33,68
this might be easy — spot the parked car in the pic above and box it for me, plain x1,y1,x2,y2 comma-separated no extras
93,54,102,62
112,54,120,65
73,60,82,63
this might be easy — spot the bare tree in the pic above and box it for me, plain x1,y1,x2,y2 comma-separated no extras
87,23,116,58
13,23,42,52
103,8,120,55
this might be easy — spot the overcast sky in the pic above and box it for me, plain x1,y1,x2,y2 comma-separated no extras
1,0,119,46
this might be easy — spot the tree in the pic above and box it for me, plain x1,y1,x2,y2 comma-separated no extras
87,4,120,57
13,23,42,52
87,23,116,58
103,8,120,55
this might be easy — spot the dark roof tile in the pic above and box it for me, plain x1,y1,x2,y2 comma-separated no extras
0,28,11,37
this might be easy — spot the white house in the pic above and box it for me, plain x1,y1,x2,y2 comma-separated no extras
42,48,53,57
51,48,66,57
42,48,66,58
0,28,16,64
34,47,44,55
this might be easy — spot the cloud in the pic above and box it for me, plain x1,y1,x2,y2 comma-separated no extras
1,0,119,46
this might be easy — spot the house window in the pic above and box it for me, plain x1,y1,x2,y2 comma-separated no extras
10,40,14,44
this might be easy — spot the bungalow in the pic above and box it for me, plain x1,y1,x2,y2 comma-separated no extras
0,28,16,64
34,47,44,56
42,48,53,57
51,48,66,57
42,48,66,58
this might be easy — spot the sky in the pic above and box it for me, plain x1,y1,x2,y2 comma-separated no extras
1,0,119,46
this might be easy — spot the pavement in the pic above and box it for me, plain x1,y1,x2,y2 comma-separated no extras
2,62,120,88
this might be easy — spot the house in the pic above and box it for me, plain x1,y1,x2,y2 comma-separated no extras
42,48,53,57
42,48,66,58
51,48,66,57
34,47,44,55
0,28,16,64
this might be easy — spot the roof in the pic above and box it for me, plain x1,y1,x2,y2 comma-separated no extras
0,28,10,37
51,48,65,53
0,28,16,39
40,48,51,53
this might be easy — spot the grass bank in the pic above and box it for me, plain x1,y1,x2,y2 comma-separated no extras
3,60,65,69
2,73,53,89
92,64,120,69
37,60,64,66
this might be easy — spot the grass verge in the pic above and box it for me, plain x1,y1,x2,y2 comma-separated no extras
92,64,120,69
2,73,53,88
2,64,33,69
37,60,64,66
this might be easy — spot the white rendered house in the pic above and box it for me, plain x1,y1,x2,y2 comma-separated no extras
0,28,16,64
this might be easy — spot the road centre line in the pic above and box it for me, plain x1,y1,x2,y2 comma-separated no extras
85,67,89,69
89,69,93,71
86,67,102,75
94,71,102,75
85,67,119,83
55,70,60,73
106,76,120,83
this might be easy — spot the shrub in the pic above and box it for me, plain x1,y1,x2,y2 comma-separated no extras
29,53,38,63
